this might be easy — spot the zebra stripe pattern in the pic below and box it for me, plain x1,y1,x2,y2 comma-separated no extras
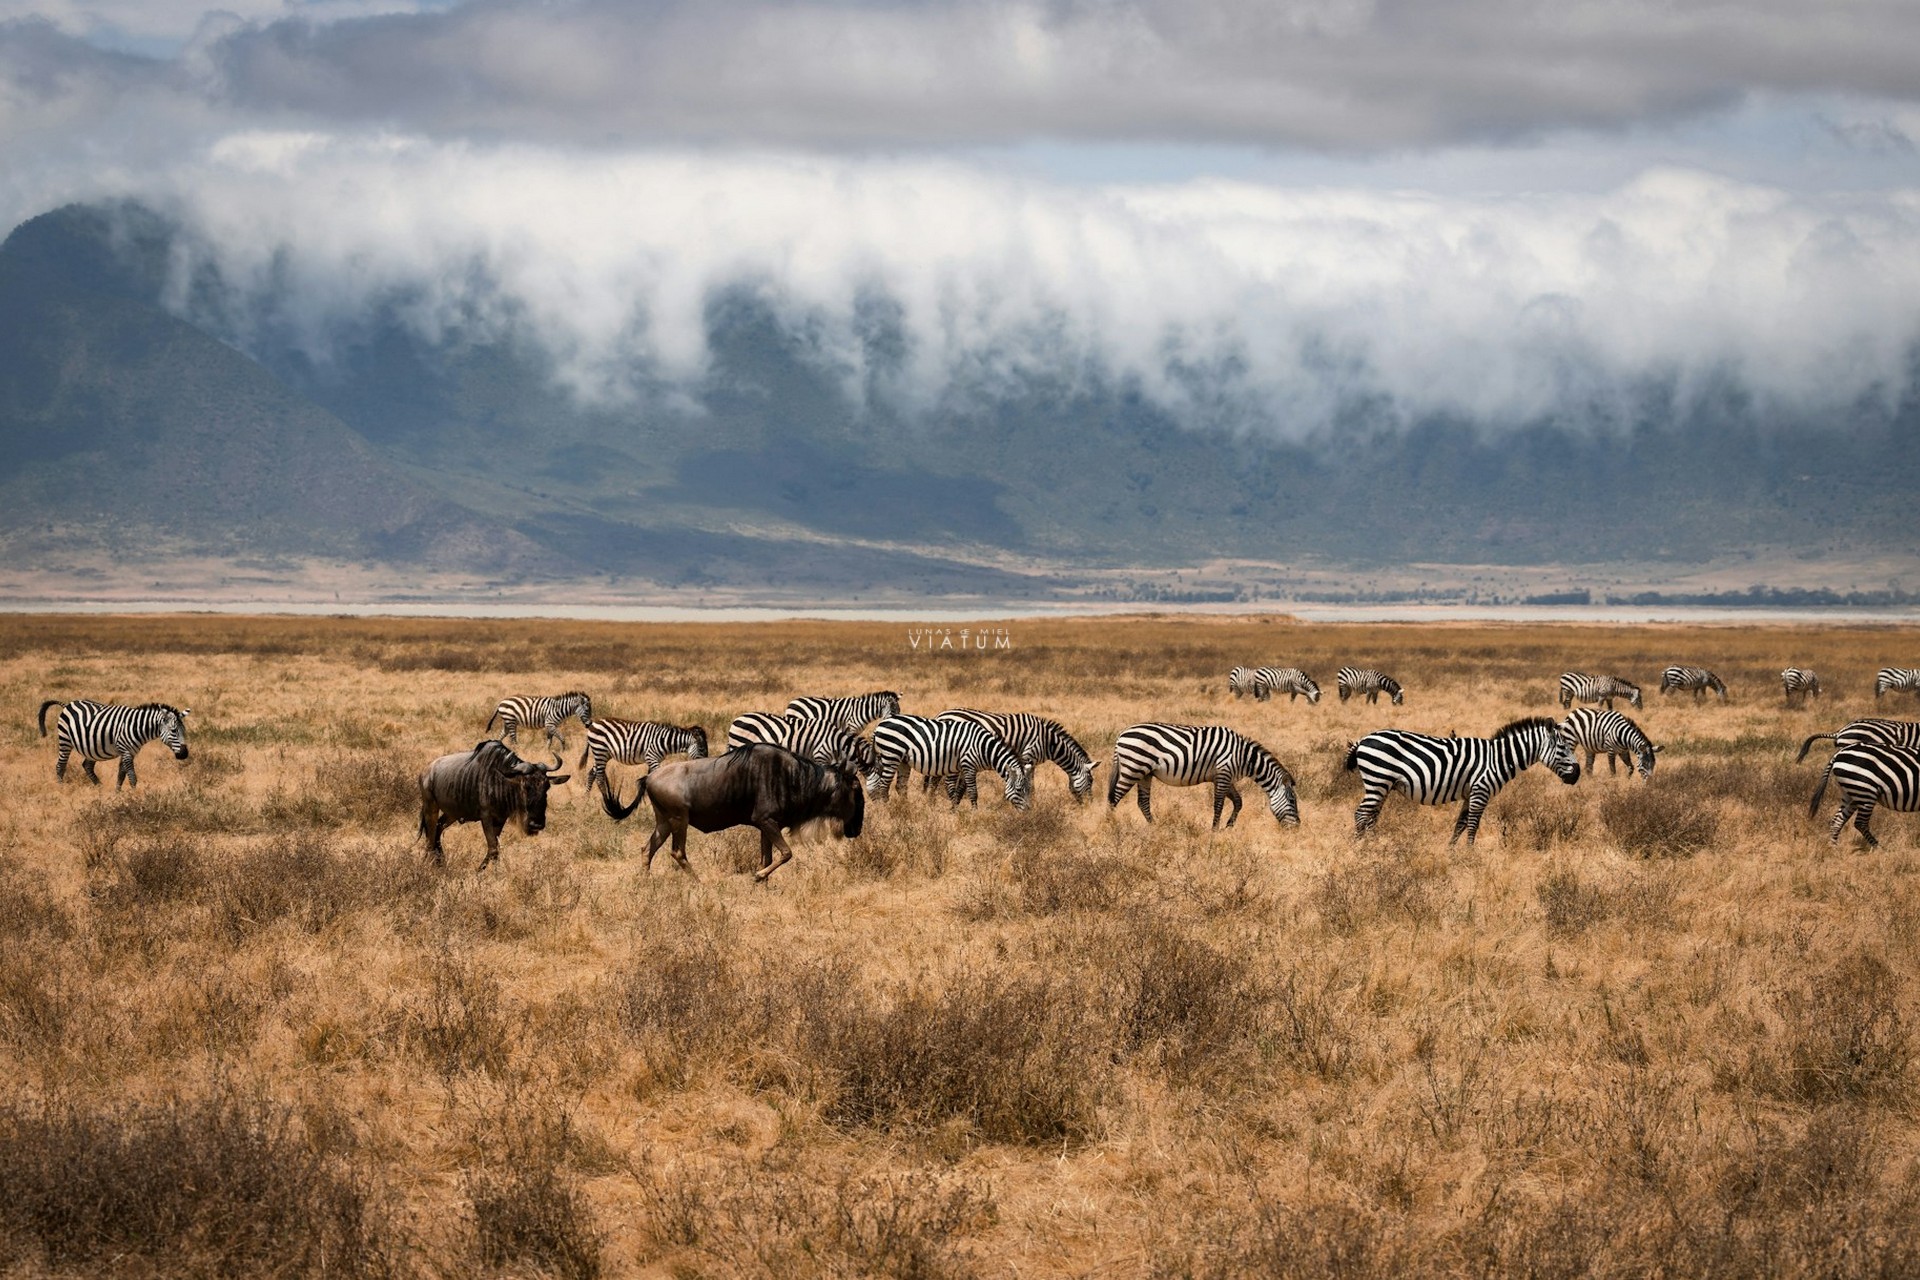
726,712,878,777
488,692,593,754
37,698,190,788
785,691,902,733
1562,707,1658,779
1558,672,1643,710
1343,715,1580,844
578,718,709,794
938,709,1097,800
1337,667,1403,705
1228,666,1259,698
1106,723,1297,829
1795,719,1920,763
1660,666,1727,701
1875,668,1920,700
1809,742,1920,847
1781,668,1822,704
1240,667,1320,704
869,715,1030,809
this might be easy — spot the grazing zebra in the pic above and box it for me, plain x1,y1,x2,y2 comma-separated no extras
487,692,593,755
1337,668,1403,705
1808,742,1920,847
1562,707,1659,779
726,712,878,778
38,698,191,788
1228,666,1260,698
1558,672,1643,710
937,709,1097,800
1659,666,1727,701
577,719,709,796
868,715,1030,809
1875,668,1920,700
1780,668,1822,705
785,691,902,733
1343,715,1580,843
1251,667,1320,703
1795,719,1920,763
1106,723,1298,829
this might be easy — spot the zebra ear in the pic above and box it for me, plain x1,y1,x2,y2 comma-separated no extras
1652,743,1665,754
179,708,191,716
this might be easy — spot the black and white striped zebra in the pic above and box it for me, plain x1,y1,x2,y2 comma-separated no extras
1781,668,1822,705
1808,742,1920,847
784,691,902,733
726,712,878,778
1562,707,1659,779
1660,666,1727,701
1558,672,1643,710
1106,723,1298,828
1253,668,1321,703
577,718,709,796
38,698,190,788
1795,719,1920,763
935,709,1098,800
1343,715,1580,843
1337,668,1403,705
1875,668,1920,701
487,692,593,755
868,715,1030,809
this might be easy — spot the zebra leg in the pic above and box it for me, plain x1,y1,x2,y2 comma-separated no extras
55,746,70,783
1136,776,1153,823
80,756,100,784
1214,774,1243,829
1352,784,1388,837
961,765,981,809
1853,802,1880,849
1451,786,1492,845
117,751,137,790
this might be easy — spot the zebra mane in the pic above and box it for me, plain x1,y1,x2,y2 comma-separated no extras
139,702,186,715
1492,715,1561,740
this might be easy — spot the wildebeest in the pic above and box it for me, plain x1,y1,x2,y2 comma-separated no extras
418,740,569,869
600,743,865,880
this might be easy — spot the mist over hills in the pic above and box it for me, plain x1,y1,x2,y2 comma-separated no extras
1,200,1915,599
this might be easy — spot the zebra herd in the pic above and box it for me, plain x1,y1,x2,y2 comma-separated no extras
32,649,1920,860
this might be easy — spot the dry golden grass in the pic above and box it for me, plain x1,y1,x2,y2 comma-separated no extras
5,611,1920,1276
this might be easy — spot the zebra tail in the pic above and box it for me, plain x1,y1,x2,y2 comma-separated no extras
486,708,502,732
36,700,60,737
1808,761,1835,818
1343,741,1360,772
1795,732,1836,764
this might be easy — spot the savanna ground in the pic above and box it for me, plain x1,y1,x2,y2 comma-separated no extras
3,611,1920,1278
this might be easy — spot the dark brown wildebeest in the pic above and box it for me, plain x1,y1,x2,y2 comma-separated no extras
600,743,865,880
418,739,569,870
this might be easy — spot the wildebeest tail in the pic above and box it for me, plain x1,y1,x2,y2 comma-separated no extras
37,699,60,737
600,773,649,821
1808,759,1836,818
578,742,592,770
1343,740,1360,772
1795,731,1838,764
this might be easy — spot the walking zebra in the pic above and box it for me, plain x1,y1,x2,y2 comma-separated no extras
1808,742,1920,847
1343,716,1580,843
1660,666,1727,701
1780,668,1822,705
1875,668,1920,700
1562,707,1659,779
1795,719,1920,762
577,719,709,796
938,709,1097,800
488,692,593,756
38,698,190,788
785,691,902,733
1337,668,1403,705
1558,673,1643,710
868,715,1030,810
1106,723,1298,829
726,712,878,778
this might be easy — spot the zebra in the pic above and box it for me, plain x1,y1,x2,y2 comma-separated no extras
38,698,191,788
1106,723,1298,829
1248,667,1320,703
868,715,1030,810
784,691,902,734
934,709,1097,801
1780,668,1822,705
1795,719,1920,763
1337,668,1403,705
487,692,593,756
1558,672,1643,710
725,712,878,778
1660,666,1727,701
577,718,709,797
1875,668,1920,700
1228,666,1260,698
1562,707,1660,779
1808,742,1920,847
1343,715,1580,844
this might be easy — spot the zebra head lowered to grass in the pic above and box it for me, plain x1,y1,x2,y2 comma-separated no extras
1875,668,1920,701
868,714,1030,810
1337,668,1403,705
726,712,879,780
1808,742,1920,848
937,709,1098,801
785,691,902,734
1343,715,1580,844
1106,723,1298,829
1558,673,1643,710
487,692,593,758
577,718,709,798
1562,707,1660,779
1244,667,1320,704
1781,668,1822,705
1660,666,1727,701
38,698,190,788
1794,718,1920,763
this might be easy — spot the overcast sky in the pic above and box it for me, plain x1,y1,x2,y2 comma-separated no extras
4,0,1920,433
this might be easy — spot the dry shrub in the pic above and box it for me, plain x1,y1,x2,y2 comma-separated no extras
85,827,207,914
80,777,254,838
216,832,438,939
375,645,512,672
1153,1196,1408,1280
1312,854,1443,934
1759,951,1910,1105
844,803,954,880
1006,836,1139,916
0,859,73,941
463,1098,605,1280
0,1089,406,1277
610,905,745,1089
400,949,514,1079
1539,867,1678,937
1273,966,1361,1082
1600,780,1718,858
1654,757,1802,811
1506,790,1585,851
1101,913,1267,1082
261,750,418,826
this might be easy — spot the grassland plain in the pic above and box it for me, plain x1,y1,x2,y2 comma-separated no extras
4,611,1920,1278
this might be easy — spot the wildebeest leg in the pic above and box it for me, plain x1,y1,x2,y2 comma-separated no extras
1136,775,1153,822
644,821,672,871
669,820,693,874
478,818,503,870
426,815,449,867
117,750,137,789
753,823,795,881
